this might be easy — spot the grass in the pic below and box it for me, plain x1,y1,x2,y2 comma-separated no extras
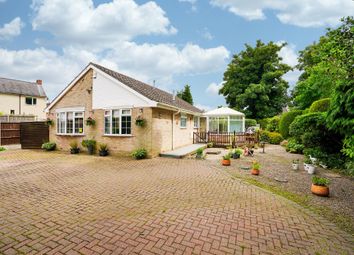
0,147,6,152
229,172,354,235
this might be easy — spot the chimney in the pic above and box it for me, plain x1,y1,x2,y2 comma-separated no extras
172,90,176,101
36,79,42,85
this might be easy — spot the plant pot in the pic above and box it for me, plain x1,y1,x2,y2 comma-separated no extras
70,148,80,154
304,163,309,171
292,163,299,170
222,159,231,166
99,150,109,157
311,184,329,197
232,153,240,159
307,165,316,174
251,169,260,175
87,145,95,155
196,154,202,159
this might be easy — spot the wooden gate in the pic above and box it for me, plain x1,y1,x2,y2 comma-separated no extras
0,123,20,145
20,122,49,149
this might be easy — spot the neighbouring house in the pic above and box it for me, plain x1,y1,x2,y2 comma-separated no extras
203,107,245,133
45,63,203,157
0,77,47,119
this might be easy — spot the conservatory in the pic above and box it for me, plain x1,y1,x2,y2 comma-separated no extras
203,107,245,133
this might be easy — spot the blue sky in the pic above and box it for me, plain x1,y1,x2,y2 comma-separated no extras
0,0,353,110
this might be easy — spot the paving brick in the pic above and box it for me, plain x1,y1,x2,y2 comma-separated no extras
0,150,352,255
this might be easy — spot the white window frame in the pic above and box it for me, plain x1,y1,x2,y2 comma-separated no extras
180,113,187,129
104,108,132,136
56,111,84,135
193,116,199,129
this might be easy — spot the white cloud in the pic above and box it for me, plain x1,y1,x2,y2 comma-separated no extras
32,0,177,48
277,42,298,67
201,27,214,40
210,0,354,27
179,0,197,11
195,103,212,111
206,82,223,95
283,69,302,88
0,17,24,40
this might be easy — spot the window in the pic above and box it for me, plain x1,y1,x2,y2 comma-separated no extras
180,113,187,128
104,109,132,135
25,97,37,105
230,116,243,132
193,116,199,128
56,111,84,135
208,117,228,133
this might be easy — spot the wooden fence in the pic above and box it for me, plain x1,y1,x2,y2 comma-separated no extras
20,122,49,149
0,123,21,145
193,131,258,147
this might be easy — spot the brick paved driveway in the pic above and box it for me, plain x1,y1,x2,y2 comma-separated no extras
0,150,353,255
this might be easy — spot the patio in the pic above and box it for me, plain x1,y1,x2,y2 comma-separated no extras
0,150,353,254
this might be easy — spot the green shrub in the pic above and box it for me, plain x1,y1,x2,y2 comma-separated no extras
252,161,260,170
279,110,303,138
265,116,280,132
0,146,6,152
81,139,96,149
309,98,330,113
258,118,270,129
41,142,56,151
286,138,304,153
223,153,231,160
245,119,257,128
259,130,284,144
132,148,147,160
196,148,204,156
312,176,330,186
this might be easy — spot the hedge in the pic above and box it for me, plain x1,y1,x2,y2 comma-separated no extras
258,118,269,129
279,110,303,138
259,130,284,144
245,119,257,128
309,98,330,113
265,116,280,132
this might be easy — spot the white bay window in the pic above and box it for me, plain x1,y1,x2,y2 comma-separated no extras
56,111,84,135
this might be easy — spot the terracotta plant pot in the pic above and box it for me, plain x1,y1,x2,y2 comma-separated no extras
311,184,329,197
222,159,231,166
251,169,260,175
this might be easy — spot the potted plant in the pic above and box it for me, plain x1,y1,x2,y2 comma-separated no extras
303,157,312,172
41,142,56,151
222,153,231,166
99,143,109,156
135,116,146,127
292,159,299,170
196,148,204,159
45,118,54,126
81,139,96,155
232,148,242,159
69,141,80,154
311,176,330,197
207,142,214,148
132,148,147,160
85,117,96,126
251,161,260,175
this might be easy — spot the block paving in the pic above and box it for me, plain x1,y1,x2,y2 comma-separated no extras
0,150,353,254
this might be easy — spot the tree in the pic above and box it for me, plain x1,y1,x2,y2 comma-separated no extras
177,84,194,105
219,40,291,119
325,17,354,160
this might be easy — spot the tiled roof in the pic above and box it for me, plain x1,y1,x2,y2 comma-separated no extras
92,63,202,113
0,77,47,98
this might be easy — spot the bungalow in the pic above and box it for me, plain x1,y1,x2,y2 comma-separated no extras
46,63,204,157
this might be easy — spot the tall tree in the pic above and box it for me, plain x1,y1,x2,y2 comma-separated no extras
177,84,194,105
325,17,354,160
219,40,291,119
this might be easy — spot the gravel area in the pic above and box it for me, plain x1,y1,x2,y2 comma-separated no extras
202,145,354,233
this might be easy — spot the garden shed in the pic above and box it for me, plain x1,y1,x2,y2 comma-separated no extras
203,107,245,133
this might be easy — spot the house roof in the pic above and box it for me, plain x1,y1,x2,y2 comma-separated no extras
203,107,244,116
0,77,47,98
91,63,202,113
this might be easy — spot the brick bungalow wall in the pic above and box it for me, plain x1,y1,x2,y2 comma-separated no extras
48,69,198,157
